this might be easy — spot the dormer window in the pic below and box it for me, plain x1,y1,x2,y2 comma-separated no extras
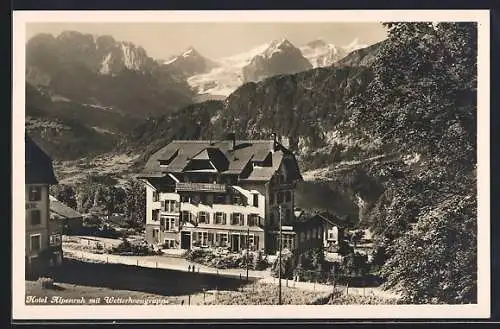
159,160,170,167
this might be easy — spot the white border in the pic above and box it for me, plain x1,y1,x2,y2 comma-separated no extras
12,10,490,320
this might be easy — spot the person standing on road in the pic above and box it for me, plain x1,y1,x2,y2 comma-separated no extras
188,265,191,272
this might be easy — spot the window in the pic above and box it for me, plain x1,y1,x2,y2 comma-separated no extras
181,195,190,203
30,234,41,252
50,234,61,246
312,228,317,239
253,194,259,207
232,195,242,205
269,193,275,205
152,228,159,241
285,208,291,222
277,192,283,203
193,232,209,246
208,232,214,246
300,232,305,242
215,212,225,225
198,211,209,224
153,191,159,202
216,232,229,247
163,200,177,212
281,234,294,250
164,217,176,231
30,210,41,225
152,209,159,221
247,214,259,226
328,232,334,239
285,191,291,202
28,186,42,201
163,239,175,249
231,213,243,225
181,211,191,223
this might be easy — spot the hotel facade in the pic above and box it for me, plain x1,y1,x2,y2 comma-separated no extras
138,134,307,254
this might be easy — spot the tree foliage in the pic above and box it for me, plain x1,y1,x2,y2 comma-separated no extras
50,184,77,209
124,179,146,227
349,22,477,303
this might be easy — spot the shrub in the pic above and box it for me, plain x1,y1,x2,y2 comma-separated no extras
110,238,157,256
271,249,295,279
338,240,354,257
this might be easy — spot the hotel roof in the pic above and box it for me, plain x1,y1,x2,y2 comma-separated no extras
140,138,301,182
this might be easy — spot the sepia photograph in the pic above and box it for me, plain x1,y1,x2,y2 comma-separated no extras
12,10,490,320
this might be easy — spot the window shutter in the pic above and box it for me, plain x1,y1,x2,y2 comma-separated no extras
223,213,227,225
198,211,202,223
240,214,245,226
206,213,210,224
161,201,165,210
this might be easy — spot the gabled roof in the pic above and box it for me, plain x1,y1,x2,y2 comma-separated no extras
49,195,82,219
141,139,301,183
312,212,346,227
25,135,58,185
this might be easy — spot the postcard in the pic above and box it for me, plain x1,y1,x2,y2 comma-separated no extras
12,9,490,320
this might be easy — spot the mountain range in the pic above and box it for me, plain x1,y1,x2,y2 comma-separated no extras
25,30,378,160
172,37,370,97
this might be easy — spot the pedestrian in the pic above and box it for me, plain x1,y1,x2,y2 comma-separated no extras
188,265,191,272
181,300,185,305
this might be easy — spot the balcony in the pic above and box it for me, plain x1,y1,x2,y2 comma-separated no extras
175,182,227,193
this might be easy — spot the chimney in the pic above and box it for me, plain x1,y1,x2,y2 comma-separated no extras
226,132,236,151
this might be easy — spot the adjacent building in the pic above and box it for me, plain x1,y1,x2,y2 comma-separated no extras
49,195,84,234
25,136,61,277
138,133,306,254
311,212,346,249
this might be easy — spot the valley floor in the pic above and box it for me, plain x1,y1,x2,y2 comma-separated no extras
53,153,140,185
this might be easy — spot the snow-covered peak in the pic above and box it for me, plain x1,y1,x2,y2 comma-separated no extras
181,46,201,58
342,38,368,53
300,39,343,68
261,38,297,58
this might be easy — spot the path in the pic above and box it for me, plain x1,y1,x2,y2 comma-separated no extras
63,247,271,280
63,247,401,300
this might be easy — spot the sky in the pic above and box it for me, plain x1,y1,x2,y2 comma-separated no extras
26,22,388,60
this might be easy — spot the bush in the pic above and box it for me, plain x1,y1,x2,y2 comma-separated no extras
342,251,369,277
271,249,295,279
38,277,54,289
338,240,354,257
110,238,158,256
185,249,269,270
326,289,401,305
252,251,268,270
